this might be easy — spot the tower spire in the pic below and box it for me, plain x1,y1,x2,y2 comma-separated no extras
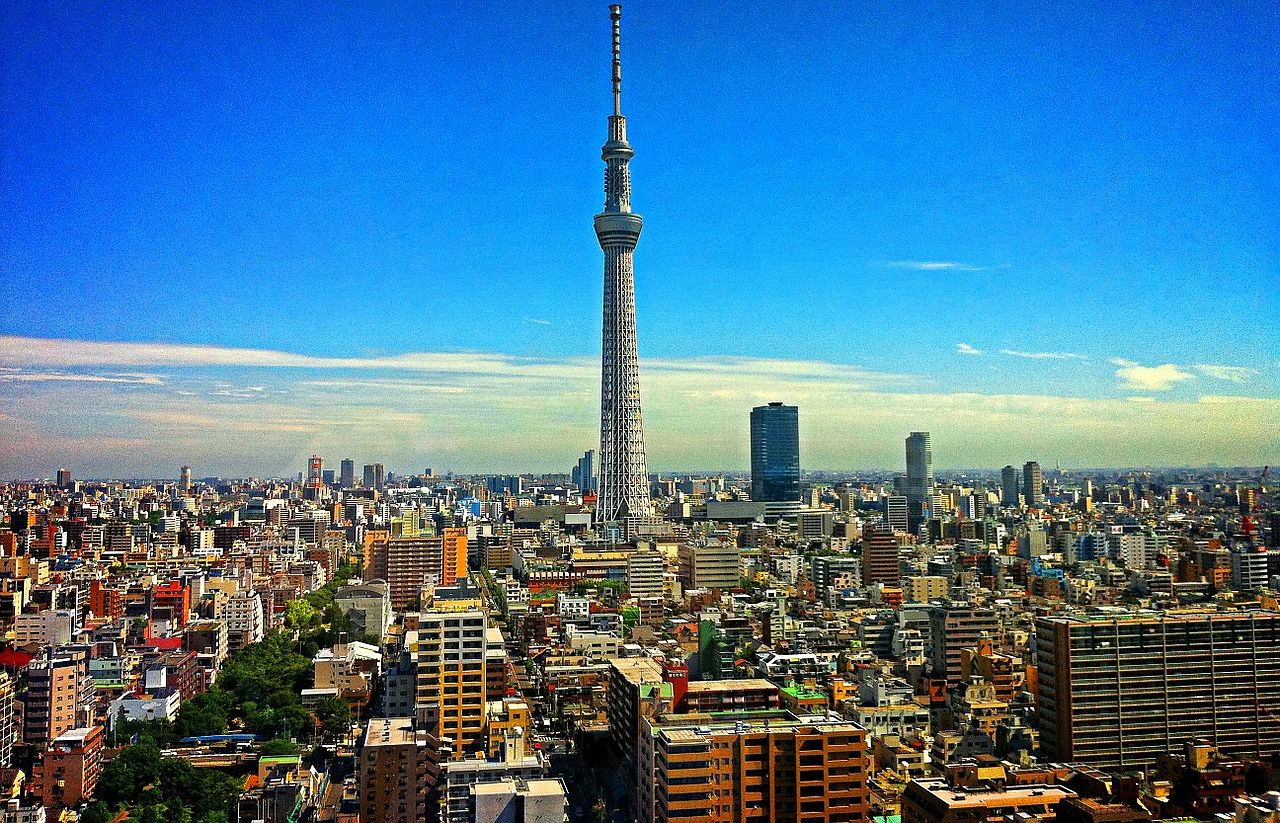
594,4,650,530
611,4,622,116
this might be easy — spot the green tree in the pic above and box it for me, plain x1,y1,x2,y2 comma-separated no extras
313,697,352,740
259,738,301,756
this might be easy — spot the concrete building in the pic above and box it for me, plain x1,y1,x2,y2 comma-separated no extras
14,610,74,649
221,590,265,651
336,581,393,640
637,710,870,823
627,550,665,600
33,726,103,811
902,773,1074,823
471,778,568,823
905,432,934,524
1023,461,1044,508
359,715,441,823
23,656,93,748
677,542,739,590
411,609,488,756
927,603,999,683
1036,610,1280,769
863,528,901,587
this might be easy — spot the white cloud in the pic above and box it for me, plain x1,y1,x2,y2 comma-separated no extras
1111,359,1195,391
1000,349,1088,361
884,261,983,271
955,343,983,356
522,317,553,326
0,370,165,386
1192,364,1258,383
2,336,1276,476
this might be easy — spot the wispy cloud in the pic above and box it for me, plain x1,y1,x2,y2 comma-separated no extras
1000,349,1088,361
2,336,1275,477
955,343,983,356
522,317,553,326
884,261,984,272
0,369,166,386
1192,364,1258,383
1111,358,1195,391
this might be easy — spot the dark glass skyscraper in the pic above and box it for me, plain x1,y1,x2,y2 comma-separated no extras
905,431,933,522
750,402,800,502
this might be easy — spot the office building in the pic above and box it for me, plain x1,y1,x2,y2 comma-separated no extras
1000,465,1020,507
594,4,651,526
1035,611,1280,768
677,541,739,590
627,550,665,600
364,463,386,490
411,609,488,755
886,495,909,533
863,527,901,587
637,710,870,823
340,458,355,489
1023,461,1044,508
56,468,72,489
927,603,999,683
179,465,192,492
571,449,596,493
750,402,801,503
905,432,933,523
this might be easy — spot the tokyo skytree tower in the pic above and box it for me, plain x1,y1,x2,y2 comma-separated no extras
594,4,650,526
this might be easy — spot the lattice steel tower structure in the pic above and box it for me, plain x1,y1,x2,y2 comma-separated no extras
594,4,650,525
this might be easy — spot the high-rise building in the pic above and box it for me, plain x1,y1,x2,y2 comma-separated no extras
637,710,870,823
927,602,998,683
594,5,650,527
677,541,739,590
56,468,72,489
905,432,933,523
1036,611,1280,768
571,449,596,493
750,402,801,503
380,529,469,611
22,656,93,748
308,455,324,490
1000,465,1020,507
340,458,355,489
411,609,488,756
179,465,192,492
885,495,909,533
626,550,665,600
0,671,15,767
862,527,901,587
364,463,386,490
1022,461,1044,507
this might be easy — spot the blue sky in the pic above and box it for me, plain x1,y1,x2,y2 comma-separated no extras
1,0,1277,477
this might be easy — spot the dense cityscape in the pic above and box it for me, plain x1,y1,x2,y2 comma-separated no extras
2,3,1277,823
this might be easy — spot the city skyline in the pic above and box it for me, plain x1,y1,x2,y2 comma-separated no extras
2,1,1278,476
